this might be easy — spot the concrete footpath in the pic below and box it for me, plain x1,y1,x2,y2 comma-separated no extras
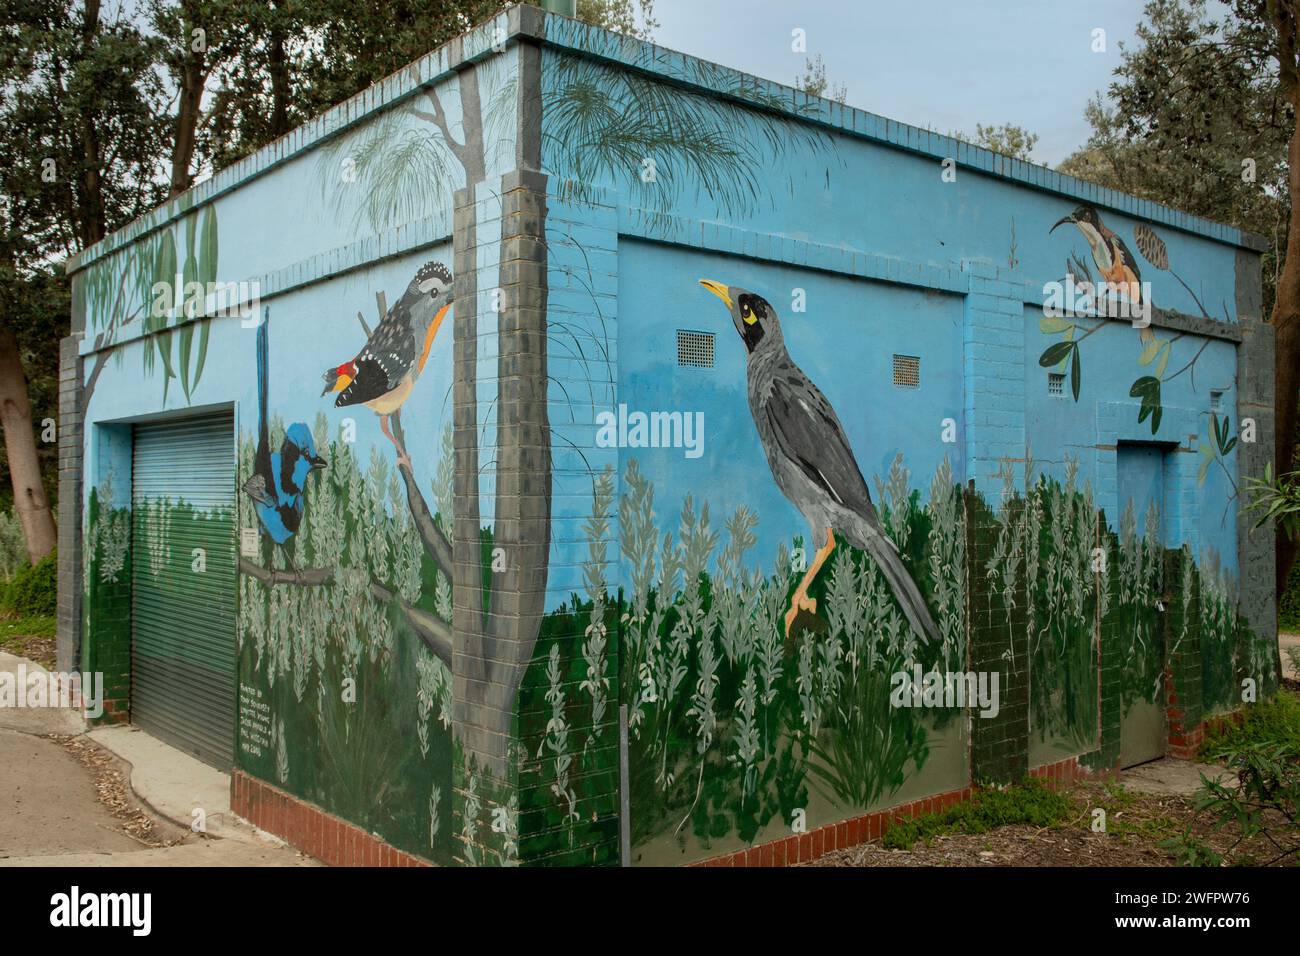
0,651,314,867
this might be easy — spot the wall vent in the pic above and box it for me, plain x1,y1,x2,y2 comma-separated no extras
677,329,715,368
892,354,920,388
1210,390,1223,413
1048,372,1065,396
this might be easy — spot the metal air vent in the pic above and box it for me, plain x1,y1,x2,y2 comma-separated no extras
677,329,715,368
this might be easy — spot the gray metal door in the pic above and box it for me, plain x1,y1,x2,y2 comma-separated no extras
1116,442,1168,769
131,412,237,768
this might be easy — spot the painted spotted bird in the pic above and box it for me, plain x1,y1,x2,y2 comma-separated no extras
1050,205,1150,341
699,278,940,645
244,308,327,550
321,261,453,468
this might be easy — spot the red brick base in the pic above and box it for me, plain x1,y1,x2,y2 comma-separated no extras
691,754,1127,868
1165,670,1202,758
1169,710,1244,758
231,771,429,866
1166,671,1247,759
689,786,972,867
92,698,130,725
1028,754,1117,787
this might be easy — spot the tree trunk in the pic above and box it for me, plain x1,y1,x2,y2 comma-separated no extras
78,0,106,246
1270,0,1300,599
170,57,206,196
0,323,57,562
444,62,552,780
268,4,292,139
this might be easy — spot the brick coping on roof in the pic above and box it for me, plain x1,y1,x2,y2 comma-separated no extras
66,4,1266,277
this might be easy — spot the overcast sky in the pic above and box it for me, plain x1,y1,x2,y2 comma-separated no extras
651,0,1153,167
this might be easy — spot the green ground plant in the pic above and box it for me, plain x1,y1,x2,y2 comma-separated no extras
882,777,1074,850
1,550,56,617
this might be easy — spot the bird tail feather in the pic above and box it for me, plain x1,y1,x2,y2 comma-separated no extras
861,533,941,647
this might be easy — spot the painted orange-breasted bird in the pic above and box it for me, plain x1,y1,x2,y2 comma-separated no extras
1050,205,1151,341
321,262,453,467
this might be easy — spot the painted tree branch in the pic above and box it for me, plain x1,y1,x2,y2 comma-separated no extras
389,411,454,581
369,579,452,666
237,557,333,586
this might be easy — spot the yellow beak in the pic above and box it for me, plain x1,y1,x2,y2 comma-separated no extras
334,373,353,393
699,279,732,309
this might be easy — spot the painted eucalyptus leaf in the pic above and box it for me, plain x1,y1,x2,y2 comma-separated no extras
199,206,219,286
1039,342,1074,367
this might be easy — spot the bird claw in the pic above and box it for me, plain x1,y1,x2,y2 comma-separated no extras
783,594,819,637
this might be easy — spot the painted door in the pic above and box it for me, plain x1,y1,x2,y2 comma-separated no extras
1116,443,1167,768
131,412,238,768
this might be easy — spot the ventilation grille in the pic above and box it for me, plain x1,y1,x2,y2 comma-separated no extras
1210,390,1223,412
677,329,715,368
1048,372,1065,396
892,354,920,388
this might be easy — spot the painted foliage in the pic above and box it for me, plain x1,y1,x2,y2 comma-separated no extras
524,29,1270,866
70,13,1272,869
232,254,465,863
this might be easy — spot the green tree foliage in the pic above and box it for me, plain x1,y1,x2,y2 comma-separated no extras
577,0,658,39
795,54,848,103
1,549,56,615
1056,0,1288,301
0,0,659,548
969,123,1039,161
1058,0,1300,613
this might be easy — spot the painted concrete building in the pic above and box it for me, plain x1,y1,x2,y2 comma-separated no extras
58,5,1276,867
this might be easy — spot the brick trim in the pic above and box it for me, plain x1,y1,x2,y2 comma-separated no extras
231,771,430,867
1166,663,1203,759
692,755,1128,867
1028,754,1117,788
689,787,972,867
1168,709,1244,760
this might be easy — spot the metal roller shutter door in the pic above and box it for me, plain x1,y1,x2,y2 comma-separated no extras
131,412,237,768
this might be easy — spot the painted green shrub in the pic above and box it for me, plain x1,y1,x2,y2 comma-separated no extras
236,413,456,864
510,448,1271,866
515,456,969,864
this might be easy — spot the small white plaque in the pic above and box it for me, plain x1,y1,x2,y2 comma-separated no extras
240,527,260,558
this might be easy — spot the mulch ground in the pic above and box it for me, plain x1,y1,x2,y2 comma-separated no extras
810,777,1293,867
0,632,55,669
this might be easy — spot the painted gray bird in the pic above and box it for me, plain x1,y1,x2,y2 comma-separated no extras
700,278,940,645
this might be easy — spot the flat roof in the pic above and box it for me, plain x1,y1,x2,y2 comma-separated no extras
67,3,1267,275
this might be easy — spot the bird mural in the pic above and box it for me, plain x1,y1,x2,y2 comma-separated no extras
1050,205,1151,341
243,308,328,554
321,261,454,468
699,278,941,646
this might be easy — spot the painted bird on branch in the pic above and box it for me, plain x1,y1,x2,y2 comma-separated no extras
244,308,327,551
1050,205,1151,342
321,261,453,469
700,278,940,646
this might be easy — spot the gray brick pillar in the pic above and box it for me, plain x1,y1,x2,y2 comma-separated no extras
57,334,84,672
962,261,1030,781
1233,248,1276,685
